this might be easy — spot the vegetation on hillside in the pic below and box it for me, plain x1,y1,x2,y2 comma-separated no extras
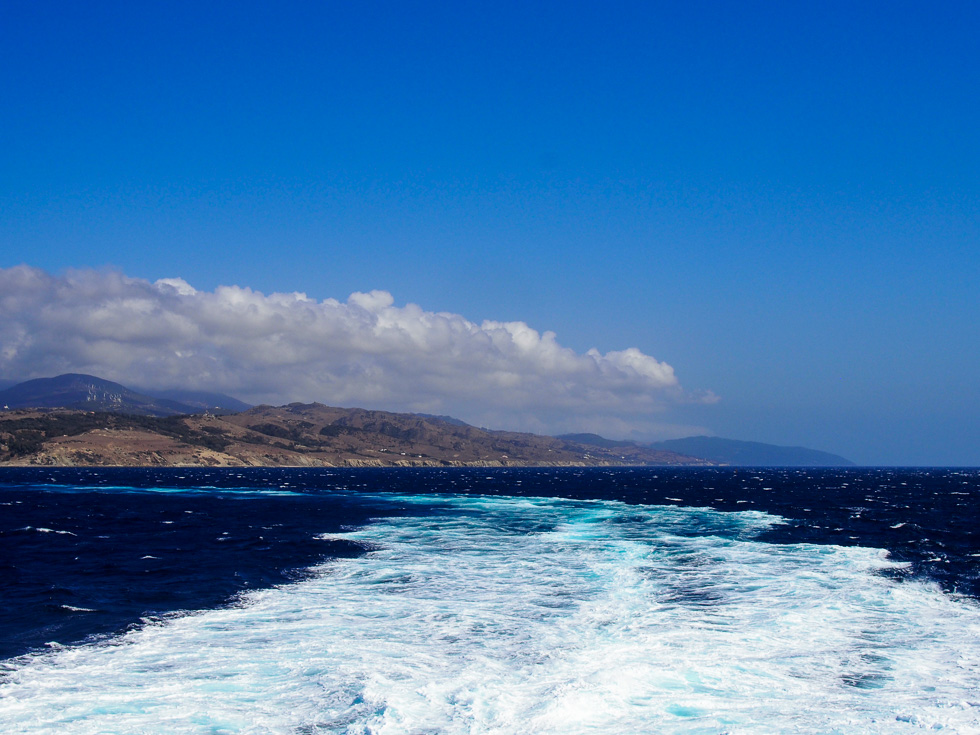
0,412,230,459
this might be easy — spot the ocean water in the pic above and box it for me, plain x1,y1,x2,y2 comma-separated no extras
1,467,979,733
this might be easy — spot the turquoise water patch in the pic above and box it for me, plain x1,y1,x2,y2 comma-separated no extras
2,493,979,734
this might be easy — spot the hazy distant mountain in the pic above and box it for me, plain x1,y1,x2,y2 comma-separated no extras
563,432,854,466
141,388,252,415
646,436,854,467
412,413,471,427
555,433,637,449
0,374,248,417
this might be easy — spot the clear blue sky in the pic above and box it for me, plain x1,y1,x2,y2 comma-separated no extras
2,1,978,464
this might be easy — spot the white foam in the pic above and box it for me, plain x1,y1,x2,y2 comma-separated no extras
2,494,979,734
19,526,76,535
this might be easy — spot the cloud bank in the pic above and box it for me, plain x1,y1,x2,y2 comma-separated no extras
0,266,713,436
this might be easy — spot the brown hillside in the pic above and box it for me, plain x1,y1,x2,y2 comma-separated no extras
0,404,712,468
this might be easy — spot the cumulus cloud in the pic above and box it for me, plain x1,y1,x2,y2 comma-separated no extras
0,266,715,436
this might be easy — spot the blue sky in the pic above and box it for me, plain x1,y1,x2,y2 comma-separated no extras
2,1,978,464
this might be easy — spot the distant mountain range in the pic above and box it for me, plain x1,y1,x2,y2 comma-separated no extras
647,436,854,466
0,403,706,468
138,387,252,414
0,374,251,416
560,433,853,467
556,433,637,449
0,374,853,467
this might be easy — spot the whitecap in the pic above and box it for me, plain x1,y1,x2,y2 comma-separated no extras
2,494,979,734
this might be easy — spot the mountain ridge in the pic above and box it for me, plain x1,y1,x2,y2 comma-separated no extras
646,436,854,466
0,404,711,467
0,375,708,466
563,432,853,466
0,374,853,467
0,374,250,416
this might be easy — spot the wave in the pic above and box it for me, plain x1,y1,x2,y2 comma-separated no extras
1,494,979,733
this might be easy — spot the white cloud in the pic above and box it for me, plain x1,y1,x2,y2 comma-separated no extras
0,266,715,436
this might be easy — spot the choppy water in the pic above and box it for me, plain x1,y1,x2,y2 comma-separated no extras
1,467,979,733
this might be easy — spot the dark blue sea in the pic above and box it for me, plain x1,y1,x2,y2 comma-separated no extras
1,467,978,733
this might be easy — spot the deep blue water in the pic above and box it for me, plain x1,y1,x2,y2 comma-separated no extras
1,467,979,733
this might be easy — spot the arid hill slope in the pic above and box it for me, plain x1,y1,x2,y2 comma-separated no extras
0,404,711,467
